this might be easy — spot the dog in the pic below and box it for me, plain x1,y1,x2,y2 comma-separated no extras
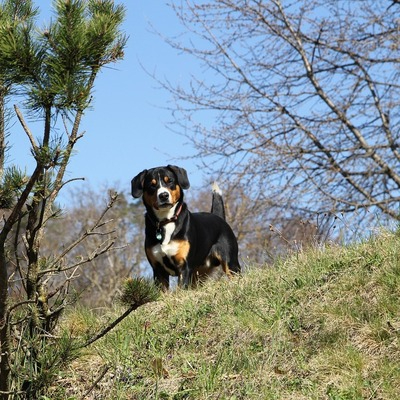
131,165,240,290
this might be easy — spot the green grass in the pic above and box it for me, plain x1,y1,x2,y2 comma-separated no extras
49,230,400,399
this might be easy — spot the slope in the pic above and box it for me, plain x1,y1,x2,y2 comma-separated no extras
55,230,400,399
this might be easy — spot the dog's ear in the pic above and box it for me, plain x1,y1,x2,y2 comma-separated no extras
167,165,190,189
131,169,148,198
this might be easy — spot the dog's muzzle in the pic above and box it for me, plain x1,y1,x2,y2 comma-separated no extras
155,189,172,209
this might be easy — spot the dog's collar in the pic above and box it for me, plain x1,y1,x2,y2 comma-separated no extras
148,202,183,241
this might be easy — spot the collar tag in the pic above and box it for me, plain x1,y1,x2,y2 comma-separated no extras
150,202,183,242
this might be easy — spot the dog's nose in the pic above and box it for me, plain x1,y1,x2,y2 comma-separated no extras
158,192,169,202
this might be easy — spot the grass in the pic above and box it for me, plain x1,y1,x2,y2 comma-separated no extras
48,230,400,399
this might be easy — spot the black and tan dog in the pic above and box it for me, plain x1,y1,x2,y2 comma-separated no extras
131,165,240,290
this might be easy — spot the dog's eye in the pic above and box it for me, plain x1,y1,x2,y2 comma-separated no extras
164,176,173,184
150,179,157,188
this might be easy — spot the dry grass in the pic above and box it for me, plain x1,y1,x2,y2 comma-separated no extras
48,230,400,399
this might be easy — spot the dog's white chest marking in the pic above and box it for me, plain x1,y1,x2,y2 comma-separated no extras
149,201,183,276
162,222,175,245
152,240,179,260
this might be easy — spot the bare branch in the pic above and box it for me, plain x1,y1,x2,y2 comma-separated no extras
47,193,119,271
162,0,400,227
13,105,38,155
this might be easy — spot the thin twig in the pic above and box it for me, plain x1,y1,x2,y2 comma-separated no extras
48,193,119,270
1,300,36,329
14,105,38,154
39,239,116,276
80,365,110,400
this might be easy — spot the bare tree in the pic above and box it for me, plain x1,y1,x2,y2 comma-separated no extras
163,0,400,230
189,183,331,265
39,188,147,308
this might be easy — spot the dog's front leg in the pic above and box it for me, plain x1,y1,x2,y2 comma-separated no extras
153,264,170,291
180,266,193,289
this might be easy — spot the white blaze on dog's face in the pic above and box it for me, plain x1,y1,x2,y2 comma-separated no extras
142,169,182,220
156,178,172,205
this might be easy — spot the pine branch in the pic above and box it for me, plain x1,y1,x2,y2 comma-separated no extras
81,278,160,349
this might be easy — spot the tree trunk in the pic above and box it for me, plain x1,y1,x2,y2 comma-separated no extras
0,86,4,181
0,248,10,399
0,82,10,400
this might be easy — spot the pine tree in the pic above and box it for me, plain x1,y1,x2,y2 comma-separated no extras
0,1,126,397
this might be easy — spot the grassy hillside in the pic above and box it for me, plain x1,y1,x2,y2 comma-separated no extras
53,230,400,399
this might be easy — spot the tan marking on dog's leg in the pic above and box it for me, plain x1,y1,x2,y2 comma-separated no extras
172,240,190,267
172,240,190,287
210,252,232,277
221,260,233,278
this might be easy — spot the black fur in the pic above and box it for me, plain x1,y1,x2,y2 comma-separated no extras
131,165,240,289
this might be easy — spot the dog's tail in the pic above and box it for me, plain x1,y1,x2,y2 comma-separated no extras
211,182,226,220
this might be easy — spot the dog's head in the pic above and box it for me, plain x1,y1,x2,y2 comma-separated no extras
131,165,190,211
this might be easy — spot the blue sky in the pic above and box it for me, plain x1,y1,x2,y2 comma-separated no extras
7,1,203,204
